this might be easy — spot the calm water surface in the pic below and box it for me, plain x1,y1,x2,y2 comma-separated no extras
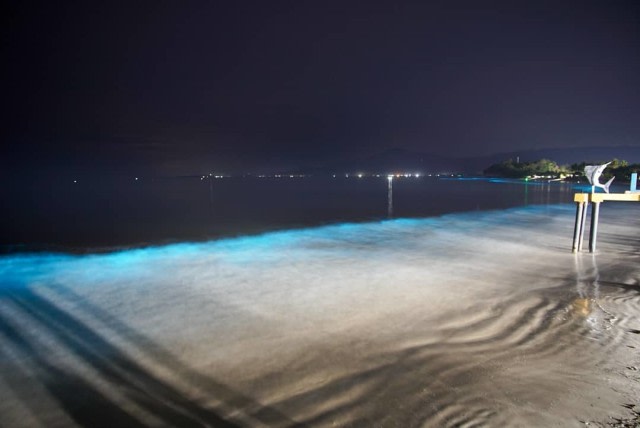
2,176,593,252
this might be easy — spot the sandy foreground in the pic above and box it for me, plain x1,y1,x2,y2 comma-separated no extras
1,204,639,427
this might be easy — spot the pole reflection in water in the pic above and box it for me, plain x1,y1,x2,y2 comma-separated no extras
387,175,393,218
572,253,600,318
209,178,215,215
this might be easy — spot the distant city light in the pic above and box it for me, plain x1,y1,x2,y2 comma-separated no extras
187,171,460,180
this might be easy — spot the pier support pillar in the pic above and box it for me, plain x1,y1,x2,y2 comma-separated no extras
589,202,601,253
579,201,588,251
572,202,585,252
572,193,590,252
572,191,640,253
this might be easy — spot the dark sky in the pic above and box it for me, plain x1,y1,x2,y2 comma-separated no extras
3,1,640,175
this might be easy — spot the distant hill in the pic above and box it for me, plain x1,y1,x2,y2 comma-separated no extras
338,148,460,174
291,146,640,176
286,148,460,175
458,146,640,174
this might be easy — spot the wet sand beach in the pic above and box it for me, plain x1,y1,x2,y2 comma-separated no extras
1,204,639,427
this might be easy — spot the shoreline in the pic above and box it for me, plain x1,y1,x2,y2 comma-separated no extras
1,177,579,255
1,203,639,426
0,200,581,256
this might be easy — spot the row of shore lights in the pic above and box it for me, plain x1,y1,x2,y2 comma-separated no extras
334,173,422,179
341,173,461,178
72,173,446,183
201,174,227,180
199,173,428,180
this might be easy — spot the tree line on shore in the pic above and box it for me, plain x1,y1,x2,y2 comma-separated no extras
484,158,639,182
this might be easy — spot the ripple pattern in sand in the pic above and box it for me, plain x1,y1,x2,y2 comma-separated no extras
252,282,637,427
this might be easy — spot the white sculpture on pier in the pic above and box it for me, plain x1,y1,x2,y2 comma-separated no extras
584,162,614,193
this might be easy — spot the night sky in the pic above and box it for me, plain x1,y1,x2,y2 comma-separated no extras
3,1,640,176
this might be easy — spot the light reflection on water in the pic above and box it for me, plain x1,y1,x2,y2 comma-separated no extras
387,175,393,218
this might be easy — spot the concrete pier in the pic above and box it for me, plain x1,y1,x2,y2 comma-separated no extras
572,192,640,253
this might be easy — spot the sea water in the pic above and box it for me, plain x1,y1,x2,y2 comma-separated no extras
1,177,639,426
2,176,588,252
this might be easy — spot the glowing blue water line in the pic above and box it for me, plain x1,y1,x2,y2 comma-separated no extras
0,204,576,284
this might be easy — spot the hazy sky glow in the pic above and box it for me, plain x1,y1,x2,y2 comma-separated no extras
3,1,640,175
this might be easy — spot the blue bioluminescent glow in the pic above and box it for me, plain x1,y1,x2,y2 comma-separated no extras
0,204,578,290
